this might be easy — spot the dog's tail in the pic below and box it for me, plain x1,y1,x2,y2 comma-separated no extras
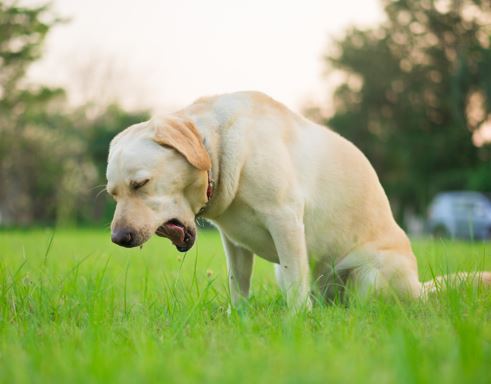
419,271,491,298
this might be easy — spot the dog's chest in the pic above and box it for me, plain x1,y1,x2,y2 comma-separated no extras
212,200,279,263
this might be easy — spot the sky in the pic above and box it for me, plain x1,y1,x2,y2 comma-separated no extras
27,0,384,113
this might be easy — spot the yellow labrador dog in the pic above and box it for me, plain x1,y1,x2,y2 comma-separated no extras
106,91,490,310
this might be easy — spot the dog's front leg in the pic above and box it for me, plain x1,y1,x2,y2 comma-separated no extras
220,231,254,307
267,215,311,312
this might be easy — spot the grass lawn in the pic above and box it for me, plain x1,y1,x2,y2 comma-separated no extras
1,228,490,383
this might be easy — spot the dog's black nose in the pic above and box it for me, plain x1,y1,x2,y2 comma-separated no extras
111,228,135,247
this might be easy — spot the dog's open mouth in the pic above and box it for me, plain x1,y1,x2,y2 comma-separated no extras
155,219,196,252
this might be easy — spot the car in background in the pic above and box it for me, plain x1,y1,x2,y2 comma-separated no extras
427,191,491,240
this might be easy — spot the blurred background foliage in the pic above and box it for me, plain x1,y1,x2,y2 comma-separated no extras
0,1,148,226
0,0,490,227
323,0,491,221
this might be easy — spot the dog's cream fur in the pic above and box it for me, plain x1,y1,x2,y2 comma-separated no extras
107,91,490,310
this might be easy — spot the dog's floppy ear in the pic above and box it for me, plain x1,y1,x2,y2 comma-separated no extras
153,117,211,171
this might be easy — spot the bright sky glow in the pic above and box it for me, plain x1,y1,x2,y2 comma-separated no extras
27,0,384,113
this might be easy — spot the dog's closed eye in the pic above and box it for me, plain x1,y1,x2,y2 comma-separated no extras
130,179,150,191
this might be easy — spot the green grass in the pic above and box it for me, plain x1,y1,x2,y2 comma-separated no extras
1,229,490,383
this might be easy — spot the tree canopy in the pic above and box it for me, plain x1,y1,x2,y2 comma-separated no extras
324,0,491,220
0,1,148,226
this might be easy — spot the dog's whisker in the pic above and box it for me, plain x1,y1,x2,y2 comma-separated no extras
95,188,109,200
90,183,107,192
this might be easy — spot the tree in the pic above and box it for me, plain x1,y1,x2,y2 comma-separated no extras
0,2,151,226
323,0,491,221
0,1,70,224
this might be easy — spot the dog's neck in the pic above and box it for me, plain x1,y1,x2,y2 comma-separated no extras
181,101,243,220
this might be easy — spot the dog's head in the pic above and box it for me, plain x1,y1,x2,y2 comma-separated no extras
106,116,211,252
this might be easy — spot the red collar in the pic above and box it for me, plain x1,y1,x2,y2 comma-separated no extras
206,172,214,201
197,171,214,216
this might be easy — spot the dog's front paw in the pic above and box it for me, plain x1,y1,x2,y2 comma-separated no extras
288,295,313,314
227,299,250,318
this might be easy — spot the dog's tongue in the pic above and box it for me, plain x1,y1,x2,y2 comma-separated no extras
156,221,185,246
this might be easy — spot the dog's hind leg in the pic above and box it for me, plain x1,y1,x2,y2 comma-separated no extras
336,248,421,300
